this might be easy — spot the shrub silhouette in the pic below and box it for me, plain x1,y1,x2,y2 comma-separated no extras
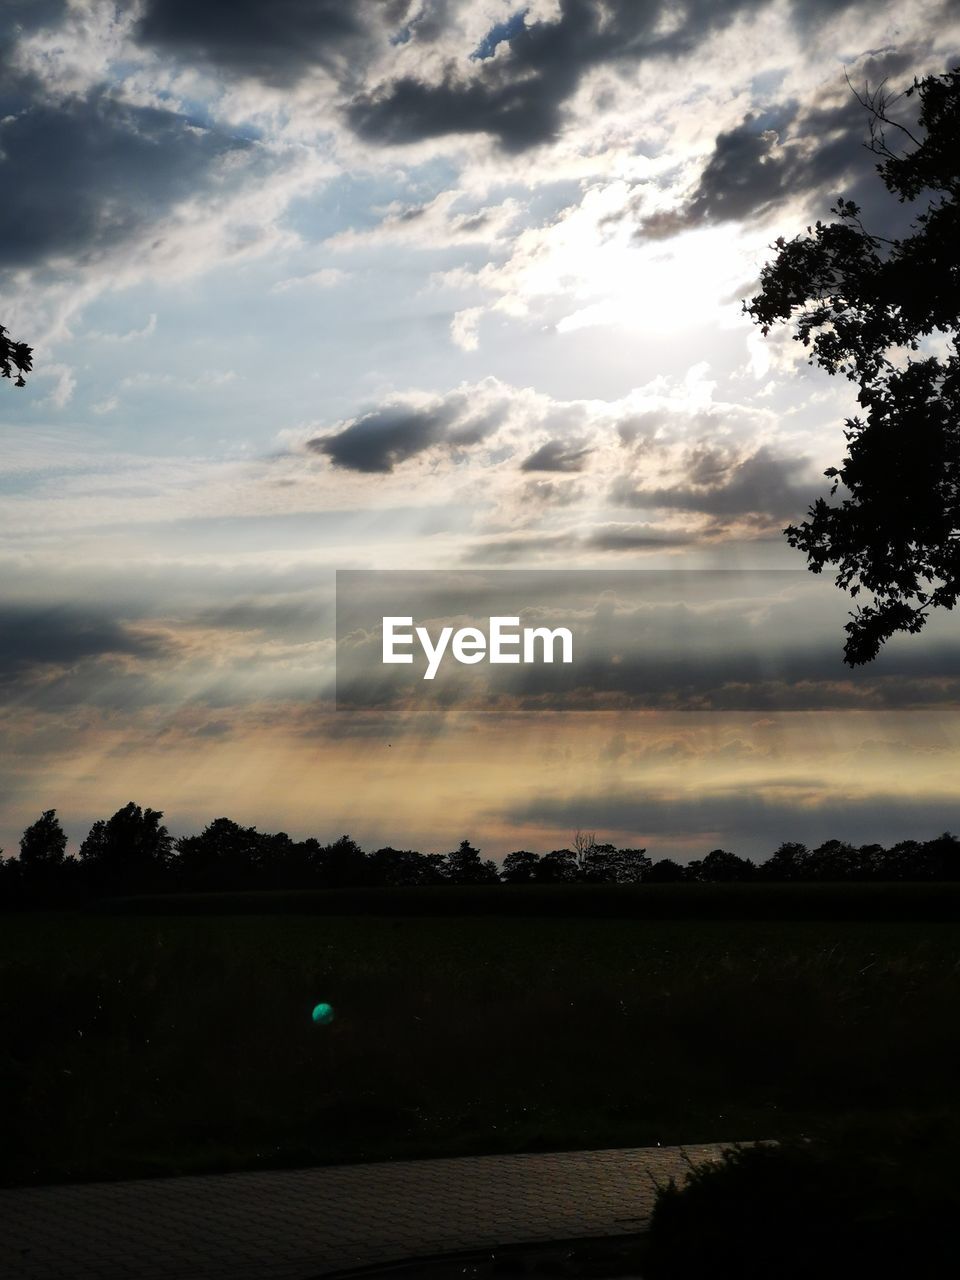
646,1129,959,1279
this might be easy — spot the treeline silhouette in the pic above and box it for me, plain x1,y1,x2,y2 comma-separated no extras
2,804,960,905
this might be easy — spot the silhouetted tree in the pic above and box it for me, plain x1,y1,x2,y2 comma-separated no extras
920,831,960,880
79,802,172,892
0,849,16,904
881,838,925,881
572,829,598,873
804,839,862,881
19,809,67,872
608,846,651,884
690,848,756,882
644,857,687,883
367,846,430,887
443,839,499,884
174,817,265,890
748,68,960,664
0,322,31,387
500,850,540,883
577,842,651,882
535,848,578,883
763,841,811,882
315,834,367,888
420,851,450,884
256,830,313,888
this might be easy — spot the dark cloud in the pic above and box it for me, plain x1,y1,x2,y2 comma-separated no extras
520,439,591,472
347,0,767,152
0,90,250,268
309,403,455,472
308,393,502,472
462,532,579,563
194,599,330,641
638,46,937,238
614,446,814,522
585,524,696,551
135,0,372,87
0,604,164,682
0,1,66,40
503,785,960,860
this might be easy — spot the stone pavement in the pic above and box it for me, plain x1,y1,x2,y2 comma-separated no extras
0,1143,736,1280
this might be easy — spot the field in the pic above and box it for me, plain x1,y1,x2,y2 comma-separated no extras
3,889,960,1186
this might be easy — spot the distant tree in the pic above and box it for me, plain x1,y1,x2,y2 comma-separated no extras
880,838,925,881
79,801,172,892
256,830,311,888
0,849,17,903
578,842,651,883
690,848,756,883
609,846,651,884
804,839,861,881
762,841,811,882
747,69,960,664
572,829,598,873
855,843,887,881
535,848,579,883
920,831,960,880
173,817,266,890
420,851,450,884
19,809,67,872
367,846,429,887
579,840,620,882
443,839,499,884
315,834,367,888
500,850,540,883
644,857,687,883
0,322,31,387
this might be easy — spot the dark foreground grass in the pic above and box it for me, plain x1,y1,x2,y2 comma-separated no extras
3,910,960,1185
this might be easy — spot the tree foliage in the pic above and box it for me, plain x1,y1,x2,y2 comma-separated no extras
747,68,960,664
19,809,67,870
0,322,32,388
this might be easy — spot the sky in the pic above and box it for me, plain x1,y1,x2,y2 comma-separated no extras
1,0,959,862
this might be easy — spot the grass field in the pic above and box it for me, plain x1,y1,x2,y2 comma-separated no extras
3,899,960,1185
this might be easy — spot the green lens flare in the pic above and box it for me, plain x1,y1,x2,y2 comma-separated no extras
311,1002,335,1025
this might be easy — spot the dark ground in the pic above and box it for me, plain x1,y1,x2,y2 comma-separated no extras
3,884,960,1185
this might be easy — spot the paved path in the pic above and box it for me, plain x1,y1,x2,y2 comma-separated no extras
0,1144,736,1280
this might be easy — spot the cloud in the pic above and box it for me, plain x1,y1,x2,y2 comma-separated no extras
270,268,348,293
585,523,697,551
451,305,482,351
0,90,251,269
636,45,939,238
502,784,960,858
326,191,522,250
0,603,165,683
307,387,508,472
614,445,815,523
85,314,158,343
0,1,67,40
310,404,453,472
520,438,591,472
134,0,372,87
346,0,767,152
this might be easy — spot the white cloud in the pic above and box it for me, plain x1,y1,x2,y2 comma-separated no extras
450,306,482,351
270,268,349,293
326,190,523,251
85,314,158,344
